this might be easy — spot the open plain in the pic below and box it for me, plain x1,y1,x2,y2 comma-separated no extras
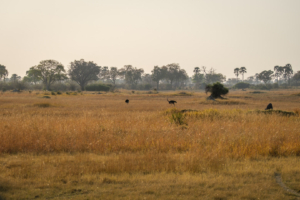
0,89,300,199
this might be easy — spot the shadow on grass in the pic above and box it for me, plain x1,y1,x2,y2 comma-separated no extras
0,180,11,200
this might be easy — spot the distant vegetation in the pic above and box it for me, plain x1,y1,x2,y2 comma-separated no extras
1,60,300,92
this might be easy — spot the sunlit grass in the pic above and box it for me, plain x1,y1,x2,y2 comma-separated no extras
0,89,300,199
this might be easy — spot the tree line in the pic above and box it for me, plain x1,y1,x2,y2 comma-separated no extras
0,60,299,91
0,60,192,91
229,64,297,87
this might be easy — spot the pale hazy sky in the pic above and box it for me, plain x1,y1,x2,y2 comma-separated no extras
1,0,300,79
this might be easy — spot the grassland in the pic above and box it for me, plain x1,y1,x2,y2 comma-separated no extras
0,89,300,199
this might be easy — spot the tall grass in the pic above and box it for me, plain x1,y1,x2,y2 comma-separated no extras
0,91,300,173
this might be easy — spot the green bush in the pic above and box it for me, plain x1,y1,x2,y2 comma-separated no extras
85,83,111,91
205,82,229,98
170,112,187,126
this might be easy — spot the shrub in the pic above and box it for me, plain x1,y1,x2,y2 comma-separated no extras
56,91,62,95
170,112,187,126
234,82,250,90
51,91,56,95
205,82,229,98
85,83,111,91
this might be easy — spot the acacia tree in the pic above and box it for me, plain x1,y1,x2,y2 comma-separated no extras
239,67,247,81
35,60,67,90
68,59,100,91
0,64,9,82
234,68,240,81
257,70,274,85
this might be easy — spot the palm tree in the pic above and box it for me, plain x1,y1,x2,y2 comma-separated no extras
234,68,240,81
193,67,200,75
0,64,9,82
239,67,247,82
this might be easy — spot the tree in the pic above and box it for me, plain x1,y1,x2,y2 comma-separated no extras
239,67,247,81
35,60,67,90
99,66,110,82
254,73,259,84
292,71,300,85
247,76,254,84
120,65,144,89
206,73,226,84
192,67,204,87
234,68,240,81
257,70,274,85
274,65,284,84
193,67,200,75
0,64,9,82
68,59,100,91
151,66,164,90
10,74,21,83
283,64,293,85
176,69,189,88
25,66,41,84
166,63,180,89
205,82,229,98
109,67,119,85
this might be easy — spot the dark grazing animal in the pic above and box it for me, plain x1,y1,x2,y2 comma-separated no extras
167,98,177,106
265,103,273,110
125,99,129,104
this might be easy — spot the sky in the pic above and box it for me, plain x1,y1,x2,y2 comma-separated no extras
0,0,300,79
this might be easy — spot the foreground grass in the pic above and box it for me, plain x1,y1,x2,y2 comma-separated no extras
1,154,300,199
0,89,300,199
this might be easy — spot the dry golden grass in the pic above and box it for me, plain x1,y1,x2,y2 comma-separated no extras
0,89,300,199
